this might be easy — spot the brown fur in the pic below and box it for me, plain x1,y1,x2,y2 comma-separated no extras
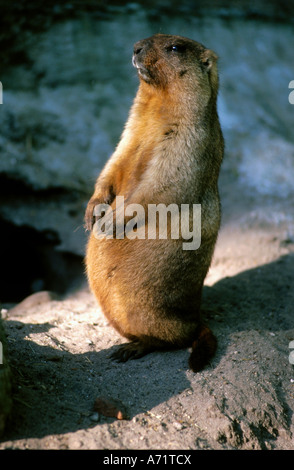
85,34,224,372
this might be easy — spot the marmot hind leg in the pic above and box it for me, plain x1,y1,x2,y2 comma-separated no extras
110,324,217,372
110,341,153,362
110,336,172,363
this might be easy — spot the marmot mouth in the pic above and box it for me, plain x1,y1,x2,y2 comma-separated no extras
132,55,152,82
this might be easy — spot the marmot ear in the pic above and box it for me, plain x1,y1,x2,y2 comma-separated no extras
200,49,218,71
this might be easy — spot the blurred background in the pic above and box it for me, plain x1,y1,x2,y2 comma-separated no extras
0,0,293,303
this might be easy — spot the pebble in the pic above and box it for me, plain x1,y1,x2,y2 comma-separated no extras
173,421,183,430
90,412,99,422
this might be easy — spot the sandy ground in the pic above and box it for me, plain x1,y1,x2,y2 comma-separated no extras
0,164,294,451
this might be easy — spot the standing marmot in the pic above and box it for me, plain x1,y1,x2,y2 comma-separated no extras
85,34,224,372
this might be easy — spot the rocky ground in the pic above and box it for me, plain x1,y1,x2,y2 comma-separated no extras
0,0,293,451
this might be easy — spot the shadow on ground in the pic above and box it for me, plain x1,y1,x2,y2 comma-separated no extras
1,253,293,443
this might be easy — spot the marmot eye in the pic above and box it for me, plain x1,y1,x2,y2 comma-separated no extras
167,44,186,53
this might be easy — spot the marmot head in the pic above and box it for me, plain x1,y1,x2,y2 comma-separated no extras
132,34,219,95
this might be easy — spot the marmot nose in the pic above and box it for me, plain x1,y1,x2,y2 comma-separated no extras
133,39,151,57
133,42,147,68
134,46,143,56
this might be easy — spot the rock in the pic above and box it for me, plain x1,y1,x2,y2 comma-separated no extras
89,412,100,423
93,396,128,420
7,291,60,317
0,315,12,437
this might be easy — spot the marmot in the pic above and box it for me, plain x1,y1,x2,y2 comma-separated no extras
85,34,224,372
